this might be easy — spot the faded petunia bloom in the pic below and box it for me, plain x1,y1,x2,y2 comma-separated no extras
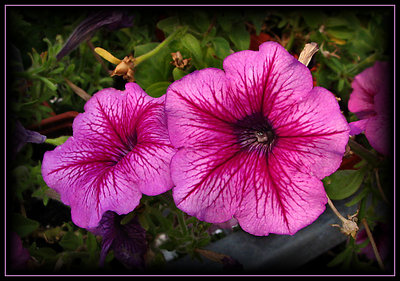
166,41,350,236
89,211,147,269
8,232,30,271
42,83,176,229
11,119,46,159
14,119,47,151
348,61,391,155
56,10,134,61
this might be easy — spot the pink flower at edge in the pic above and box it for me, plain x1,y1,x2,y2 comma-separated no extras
41,83,176,229
348,61,391,155
9,232,30,272
166,41,350,236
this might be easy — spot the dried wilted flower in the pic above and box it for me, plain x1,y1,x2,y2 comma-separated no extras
170,51,191,69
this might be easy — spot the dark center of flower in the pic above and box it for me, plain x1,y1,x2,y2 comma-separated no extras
233,112,277,154
111,132,138,165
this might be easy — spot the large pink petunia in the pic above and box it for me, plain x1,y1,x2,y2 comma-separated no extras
348,61,391,155
42,83,176,229
166,41,350,236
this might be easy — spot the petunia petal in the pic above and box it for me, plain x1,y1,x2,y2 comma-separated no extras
349,119,369,136
365,114,390,155
234,149,328,236
272,87,350,179
42,83,175,228
166,68,238,149
171,135,328,236
171,145,242,223
223,41,314,118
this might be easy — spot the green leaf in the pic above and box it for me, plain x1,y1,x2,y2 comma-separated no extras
345,188,370,207
172,67,187,81
30,245,58,261
247,11,266,35
217,12,237,33
59,231,82,251
337,78,345,92
134,42,159,57
204,46,222,69
229,22,250,51
324,167,367,200
12,166,31,200
157,16,180,35
37,76,58,91
325,17,349,27
326,26,354,40
138,213,150,231
327,246,353,267
181,33,203,63
12,213,40,237
86,232,98,254
134,42,172,89
211,37,231,60
301,10,326,29
192,10,210,33
145,81,171,98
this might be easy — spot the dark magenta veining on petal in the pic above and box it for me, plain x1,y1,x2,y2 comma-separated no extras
110,131,138,165
232,112,277,153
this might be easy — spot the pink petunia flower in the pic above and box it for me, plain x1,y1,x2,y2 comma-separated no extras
165,41,350,236
348,61,391,155
42,83,176,229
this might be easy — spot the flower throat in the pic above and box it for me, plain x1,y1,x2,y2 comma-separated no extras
233,112,277,153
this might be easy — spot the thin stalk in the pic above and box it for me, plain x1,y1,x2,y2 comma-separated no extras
176,210,188,236
348,138,380,166
134,27,187,66
374,168,390,204
347,52,378,75
285,29,296,52
285,16,299,52
361,218,385,271
327,197,347,223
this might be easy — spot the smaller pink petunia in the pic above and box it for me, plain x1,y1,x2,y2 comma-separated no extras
348,61,391,155
42,83,176,229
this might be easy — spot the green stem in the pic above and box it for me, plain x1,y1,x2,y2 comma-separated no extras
348,138,380,166
347,52,378,75
134,26,187,67
285,16,299,52
176,210,188,236
45,136,70,146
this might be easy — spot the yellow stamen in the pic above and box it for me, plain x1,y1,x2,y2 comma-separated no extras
94,47,122,65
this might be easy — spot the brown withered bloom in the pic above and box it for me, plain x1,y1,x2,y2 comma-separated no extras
170,51,191,69
111,55,136,82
